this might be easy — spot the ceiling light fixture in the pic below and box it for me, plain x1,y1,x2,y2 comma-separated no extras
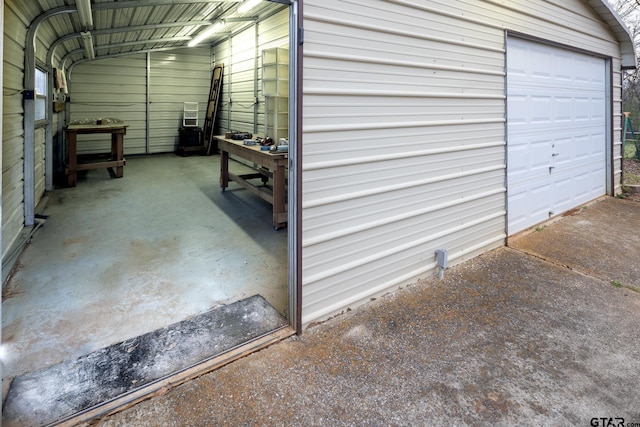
76,0,94,30
188,21,225,47
237,0,262,14
81,31,95,60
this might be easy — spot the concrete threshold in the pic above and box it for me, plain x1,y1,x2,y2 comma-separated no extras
57,326,295,427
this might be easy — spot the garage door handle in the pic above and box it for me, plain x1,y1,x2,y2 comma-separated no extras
552,153,560,157
549,166,555,172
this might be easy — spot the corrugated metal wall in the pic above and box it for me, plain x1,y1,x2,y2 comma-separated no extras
215,39,232,133
2,1,27,258
229,27,259,134
3,0,61,261
300,0,624,325
34,127,45,202
214,9,290,136
69,55,147,154
69,47,210,155
51,103,65,185
150,49,212,153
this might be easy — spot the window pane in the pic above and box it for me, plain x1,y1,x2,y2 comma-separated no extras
35,68,47,120
35,96,46,121
35,68,47,96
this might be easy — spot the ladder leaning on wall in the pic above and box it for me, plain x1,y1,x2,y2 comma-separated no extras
623,112,640,160
203,63,224,155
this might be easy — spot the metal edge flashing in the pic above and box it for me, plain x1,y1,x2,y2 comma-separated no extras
606,58,615,196
294,0,303,336
503,31,511,245
588,0,636,69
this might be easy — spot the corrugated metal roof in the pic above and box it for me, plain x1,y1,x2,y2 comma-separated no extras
25,0,288,68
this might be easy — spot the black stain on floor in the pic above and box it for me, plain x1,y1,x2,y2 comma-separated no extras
3,294,287,427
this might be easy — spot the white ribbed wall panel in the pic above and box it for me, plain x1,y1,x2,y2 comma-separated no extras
216,39,232,132
18,0,54,209
149,48,212,153
230,28,259,133
69,56,147,154
214,8,289,136
2,1,27,258
256,10,291,141
70,49,212,155
149,48,211,153
612,58,624,192
34,127,45,207
301,0,625,325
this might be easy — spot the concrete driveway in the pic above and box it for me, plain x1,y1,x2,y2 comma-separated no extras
99,197,640,426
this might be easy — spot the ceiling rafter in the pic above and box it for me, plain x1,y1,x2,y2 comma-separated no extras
33,0,286,69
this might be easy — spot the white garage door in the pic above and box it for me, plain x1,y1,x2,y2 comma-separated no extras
507,37,607,235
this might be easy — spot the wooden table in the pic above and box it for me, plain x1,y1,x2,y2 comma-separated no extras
215,136,288,229
65,124,128,187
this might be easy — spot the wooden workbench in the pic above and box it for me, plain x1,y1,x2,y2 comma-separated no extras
65,123,128,187
215,136,288,229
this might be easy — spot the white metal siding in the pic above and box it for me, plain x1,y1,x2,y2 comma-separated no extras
69,55,147,154
230,28,259,134
51,108,65,186
149,48,211,153
301,0,624,325
612,58,624,193
2,1,27,258
216,39,232,132
214,8,289,136
70,48,213,154
34,127,46,207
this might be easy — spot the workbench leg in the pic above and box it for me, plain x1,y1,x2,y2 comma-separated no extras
112,133,124,178
273,164,286,228
220,150,229,191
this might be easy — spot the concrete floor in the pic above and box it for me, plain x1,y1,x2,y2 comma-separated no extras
1,153,288,389
98,197,640,426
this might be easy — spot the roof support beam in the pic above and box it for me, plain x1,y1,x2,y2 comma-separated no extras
97,37,192,50
67,45,199,75
48,20,213,68
90,0,242,10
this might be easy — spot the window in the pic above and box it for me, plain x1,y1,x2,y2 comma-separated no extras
35,67,47,121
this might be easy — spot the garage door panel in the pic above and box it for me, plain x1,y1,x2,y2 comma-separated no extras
531,96,554,123
556,97,573,121
552,175,577,211
589,169,607,194
508,181,553,229
572,136,591,162
508,42,604,89
549,165,605,210
551,168,604,211
574,98,593,120
507,37,606,235
509,93,601,126
508,95,529,125
507,135,551,186
558,134,605,166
